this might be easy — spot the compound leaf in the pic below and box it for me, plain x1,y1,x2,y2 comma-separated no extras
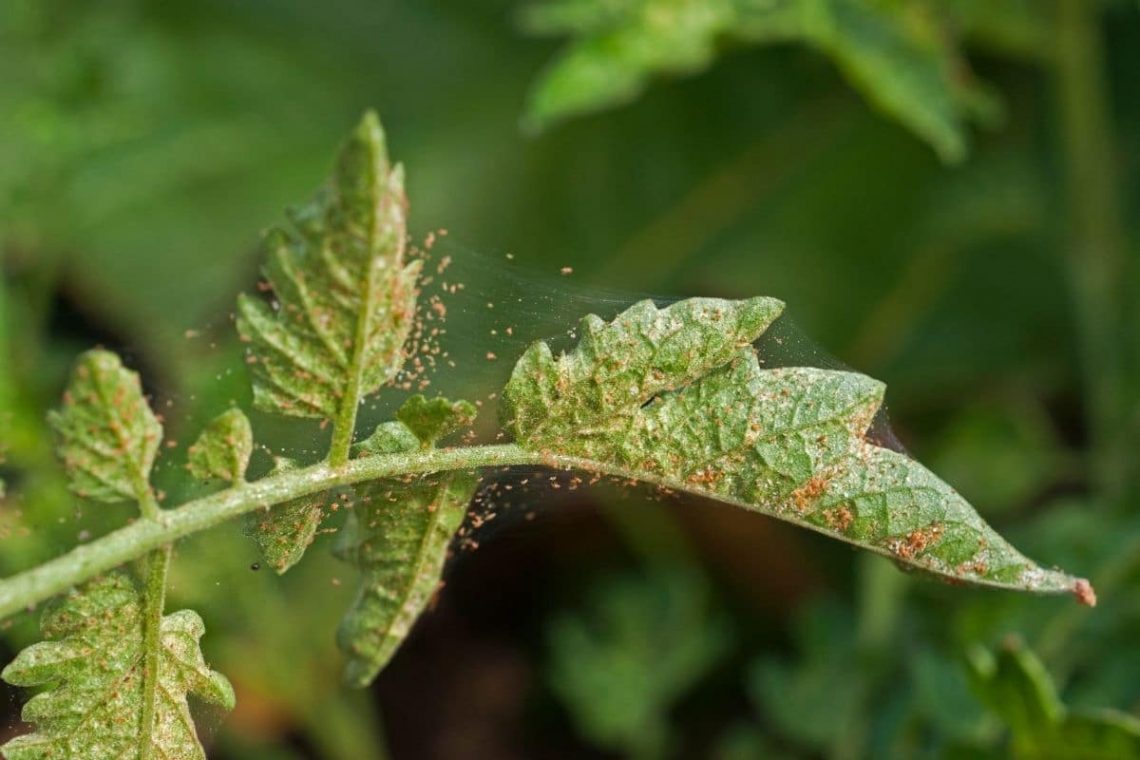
336,415,480,687
1,572,234,760
235,111,419,421
503,297,1089,599
48,350,162,504
187,408,253,484
246,457,325,574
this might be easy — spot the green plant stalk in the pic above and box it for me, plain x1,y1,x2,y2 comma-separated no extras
138,543,172,760
1053,0,1129,507
0,445,537,620
135,483,170,760
0,440,1091,623
328,253,389,467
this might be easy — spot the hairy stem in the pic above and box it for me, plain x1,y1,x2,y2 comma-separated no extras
0,445,540,619
134,478,170,760
138,543,172,760
0,438,1090,622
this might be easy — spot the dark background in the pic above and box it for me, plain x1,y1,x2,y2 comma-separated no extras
1,1,1138,757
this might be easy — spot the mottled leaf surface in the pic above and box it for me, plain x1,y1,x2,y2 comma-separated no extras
504,298,1087,597
187,408,253,483
396,394,477,446
48,350,162,503
968,640,1140,757
246,458,325,574
522,0,995,161
506,297,783,443
336,419,479,687
1,573,234,760
235,111,419,419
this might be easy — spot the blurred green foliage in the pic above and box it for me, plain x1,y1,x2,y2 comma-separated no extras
521,0,1010,161
547,566,730,759
965,638,1140,757
1,0,1138,758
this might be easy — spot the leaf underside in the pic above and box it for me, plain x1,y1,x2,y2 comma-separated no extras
523,0,995,162
0,573,234,760
235,111,419,419
246,458,325,574
336,420,480,687
504,297,1087,597
48,350,162,503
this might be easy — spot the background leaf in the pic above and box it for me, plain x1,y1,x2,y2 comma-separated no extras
522,0,995,161
968,640,1140,758
547,567,730,759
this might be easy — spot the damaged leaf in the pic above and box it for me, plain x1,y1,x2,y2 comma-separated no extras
1,573,233,760
504,298,1090,599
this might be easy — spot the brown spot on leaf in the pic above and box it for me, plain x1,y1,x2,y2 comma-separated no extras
790,476,828,513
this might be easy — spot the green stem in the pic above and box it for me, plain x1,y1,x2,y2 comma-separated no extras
138,543,172,760
0,445,539,619
0,441,1092,620
1053,0,1128,506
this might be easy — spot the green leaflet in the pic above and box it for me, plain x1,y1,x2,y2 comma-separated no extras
235,110,419,421
522,0,995,162
503,298,1088,597
246,458,325,574
48,350,162,504
1,572,234,760
967,640,1140,757
187,408,253,483
396,394,478,447
335,468,478,687
336,413,480,687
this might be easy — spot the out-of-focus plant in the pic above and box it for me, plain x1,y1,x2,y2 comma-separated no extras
0,110,1097,757
519,0,1037,161
966,638,1140,757
547,567,729,759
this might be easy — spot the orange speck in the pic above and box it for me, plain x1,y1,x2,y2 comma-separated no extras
1073,579,1097,607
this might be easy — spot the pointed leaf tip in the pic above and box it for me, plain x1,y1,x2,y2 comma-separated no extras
236,109,418,421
